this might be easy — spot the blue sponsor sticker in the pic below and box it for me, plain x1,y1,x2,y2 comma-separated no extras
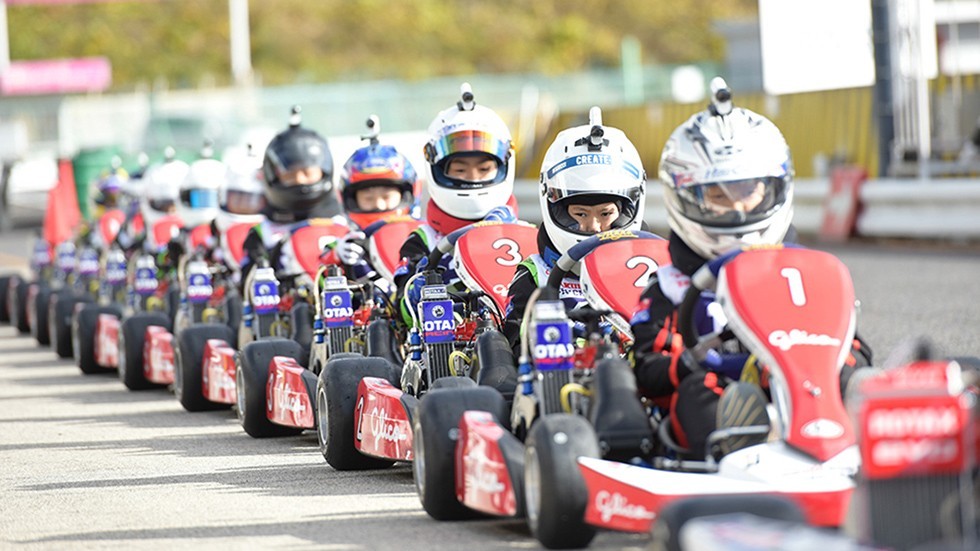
78,250,100,276
322,290,354,328
252,280,280,314
420,299,455,343
106,261,127,284
134,267,158,296
533,320,574,371
186,272,213,303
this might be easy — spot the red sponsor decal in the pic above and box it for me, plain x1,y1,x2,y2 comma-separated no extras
354,377,413,461
580,462,659,533
265,356,314,429
202,339,237,404
456,411,518,517
95,314,120,368
143,326,174,384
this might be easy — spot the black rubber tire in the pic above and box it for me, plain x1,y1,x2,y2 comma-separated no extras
31,284,53,346
317,356,396,470
51,291,86,358
11,278,30,334
413,385,508,521
175,323,236,412
650,494,806,551
430,377,477,391
236,338,305,438
366,318,402,368
166,286,180,326
525,414,600,549
74,304,121,374
474,330,518,400
224,291,242,346
119,312,171,390
0,275,11,323
290,301,314,367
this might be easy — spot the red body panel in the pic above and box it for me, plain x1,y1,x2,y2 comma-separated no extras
722,249,856,462
95,313,120,368
455,411,518,517
188,224,212,250
99,209,126,245
368,219,424,281
453,223,538,311
143,325,174,384
858,360,972,480
290,221,349,279
354,377,413,461
202,338,237,404
265,356,314,429
579,460,852,532
581,239,671,317
223,222,253,267
151,215,184,250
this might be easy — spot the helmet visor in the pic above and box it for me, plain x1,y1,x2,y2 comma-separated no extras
182,188,220,209
224,189,266,215
429,129,510,167
675,176,789,227
148,198,176,213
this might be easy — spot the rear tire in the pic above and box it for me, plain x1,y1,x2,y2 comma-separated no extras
525,414,599,549
31,284,52,346
317,356,396,470
413,385,507,521
236,338,304,438
75,304,121,374
175,323,236,412
11,278,30,334
0,275,11,323
119,313,170,390
51,291,86,358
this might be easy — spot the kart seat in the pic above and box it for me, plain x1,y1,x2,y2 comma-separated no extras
474,331,518,404
589,356,656,461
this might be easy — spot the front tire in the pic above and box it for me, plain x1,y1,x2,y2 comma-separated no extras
51,291,86,358
119,313,170,390
0,275,11,323
10,277,30,333
525,414,599,549
175,323,236,412
317,356,395,470
413,385,508,521
236,338,304,438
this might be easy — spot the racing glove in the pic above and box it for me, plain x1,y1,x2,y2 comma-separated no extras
482,205,518,224
334,231,367,266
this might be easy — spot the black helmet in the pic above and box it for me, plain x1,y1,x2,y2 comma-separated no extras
261,107,334,214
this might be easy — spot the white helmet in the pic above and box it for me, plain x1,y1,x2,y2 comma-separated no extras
423,83,515,220
140,154,188,230
539,107,647,258
177,158,223,228
216,147,266,233
659,77,794,259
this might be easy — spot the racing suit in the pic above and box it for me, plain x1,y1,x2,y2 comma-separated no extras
630,232,873,458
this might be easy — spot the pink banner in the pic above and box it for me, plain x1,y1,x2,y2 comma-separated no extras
0,57,111,96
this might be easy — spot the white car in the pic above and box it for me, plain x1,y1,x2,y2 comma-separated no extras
0,153,58,232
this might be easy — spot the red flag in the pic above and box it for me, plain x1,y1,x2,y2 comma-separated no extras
43,159,82,246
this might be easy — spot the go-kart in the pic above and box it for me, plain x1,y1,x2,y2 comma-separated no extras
4,238,54,335
169,220,256,412
48,210,127,360
107,214,185,390
27,240,77,348
411,230,670,526
314,221,538,471
513,245,865,548
231,218,352,435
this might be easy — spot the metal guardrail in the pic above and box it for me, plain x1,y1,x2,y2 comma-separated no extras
514,177,980,241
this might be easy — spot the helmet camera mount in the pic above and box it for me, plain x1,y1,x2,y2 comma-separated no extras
289,105,302,128
362,115,381,146
709,77,733,117
574,106,608,152
457,82,476,112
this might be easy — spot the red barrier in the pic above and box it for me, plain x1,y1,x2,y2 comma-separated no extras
42,159,81,246
820,166,867,242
